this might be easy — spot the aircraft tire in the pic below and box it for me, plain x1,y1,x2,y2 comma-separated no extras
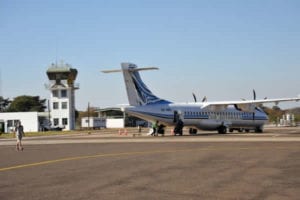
189,128,197,135
218,126,227,134
255,127,263,133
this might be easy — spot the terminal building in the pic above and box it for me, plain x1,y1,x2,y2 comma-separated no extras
0,112,47,133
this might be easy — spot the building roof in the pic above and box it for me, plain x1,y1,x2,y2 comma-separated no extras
46,62,78,81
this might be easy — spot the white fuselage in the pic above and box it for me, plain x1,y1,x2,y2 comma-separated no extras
125,102,268,131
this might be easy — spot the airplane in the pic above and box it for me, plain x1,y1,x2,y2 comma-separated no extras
102,63,300,135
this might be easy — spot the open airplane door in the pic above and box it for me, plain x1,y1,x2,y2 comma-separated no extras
173,110,184,135
173,111,179,123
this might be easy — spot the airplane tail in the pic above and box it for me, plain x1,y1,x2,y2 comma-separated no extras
102,63,171,106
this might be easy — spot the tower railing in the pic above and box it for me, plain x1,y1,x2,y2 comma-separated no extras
44,83,80,90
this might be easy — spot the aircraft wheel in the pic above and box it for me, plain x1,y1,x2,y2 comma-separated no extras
255,127,263,133
218,126,227,134
189,128,197,135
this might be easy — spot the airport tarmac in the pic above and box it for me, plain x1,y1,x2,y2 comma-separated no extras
0,128,299,200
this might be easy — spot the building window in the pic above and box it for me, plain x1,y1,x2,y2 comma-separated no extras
7,120,19,127
53,118,59,126
62,118,68,125
61,90,67,98
62,102,68,109
52,90,59,98
53,102,59,110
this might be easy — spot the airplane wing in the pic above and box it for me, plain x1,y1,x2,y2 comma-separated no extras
202,96,300,112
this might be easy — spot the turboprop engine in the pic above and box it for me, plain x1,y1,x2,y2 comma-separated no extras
234,103,256,112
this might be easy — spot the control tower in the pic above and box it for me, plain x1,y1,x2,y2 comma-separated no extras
46,61,79,130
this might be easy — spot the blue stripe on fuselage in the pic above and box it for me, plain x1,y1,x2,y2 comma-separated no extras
126,110,268,121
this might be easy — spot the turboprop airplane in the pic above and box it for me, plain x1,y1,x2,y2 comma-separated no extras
102,63,300,135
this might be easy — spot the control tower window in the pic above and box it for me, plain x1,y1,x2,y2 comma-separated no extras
53,102,59,110
62,102,68,109
62,118,68,125
52,90,58,98
54,118,59,126
61,90,67,98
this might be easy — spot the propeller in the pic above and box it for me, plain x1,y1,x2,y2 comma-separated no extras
253,90,269,121
192,93,207,102
239,90,258,120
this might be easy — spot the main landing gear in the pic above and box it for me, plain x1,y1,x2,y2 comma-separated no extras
218,126,227,134
189,128,198,135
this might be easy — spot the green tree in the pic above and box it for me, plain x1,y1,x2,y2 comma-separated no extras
78,107,98,119
7,95,46,112
263,106,284,123
0,96,11,112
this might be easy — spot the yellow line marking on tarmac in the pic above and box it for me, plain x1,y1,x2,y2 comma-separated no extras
0,146,297,172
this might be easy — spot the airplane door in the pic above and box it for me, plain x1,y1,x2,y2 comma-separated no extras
173,110,184,123
173,111,178,123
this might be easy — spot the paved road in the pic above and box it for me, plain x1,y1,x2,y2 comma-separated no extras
0,129,299,200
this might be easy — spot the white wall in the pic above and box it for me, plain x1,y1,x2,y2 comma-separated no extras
106,119,124,128
81,117,106,128
0,112,39,133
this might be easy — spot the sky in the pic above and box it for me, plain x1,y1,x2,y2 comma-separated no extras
0,0,300,110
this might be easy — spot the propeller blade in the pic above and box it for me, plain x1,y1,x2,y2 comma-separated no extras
253,89,256,100
192,93,197,102
234,104,242,111
202,96,207,102
253,90,257,120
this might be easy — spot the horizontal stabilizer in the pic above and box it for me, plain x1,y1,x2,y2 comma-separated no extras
101,69,122,73
102,67,159,74
134,67,159,71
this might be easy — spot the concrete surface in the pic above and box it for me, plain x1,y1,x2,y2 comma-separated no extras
0,128,299,200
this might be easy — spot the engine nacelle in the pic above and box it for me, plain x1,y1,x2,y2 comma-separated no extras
208,105,228,112
235,104,256,112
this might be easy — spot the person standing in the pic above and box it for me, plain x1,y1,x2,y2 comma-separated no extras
15,121,25,151
151,120,159,136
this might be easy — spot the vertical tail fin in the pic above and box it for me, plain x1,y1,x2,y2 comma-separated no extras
102,63,171,106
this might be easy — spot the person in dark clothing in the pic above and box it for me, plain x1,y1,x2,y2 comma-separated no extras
15,121,25,151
